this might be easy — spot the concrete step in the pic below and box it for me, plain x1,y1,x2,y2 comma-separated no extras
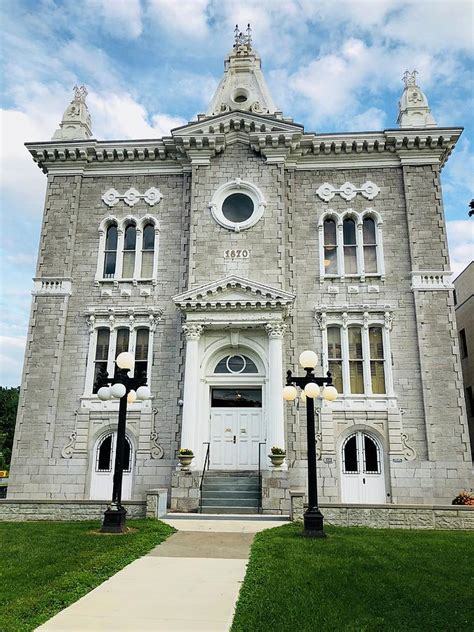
201,506,259,514
202,483,260,493
205,471,258,476
202,490,260,500
201,497,259,508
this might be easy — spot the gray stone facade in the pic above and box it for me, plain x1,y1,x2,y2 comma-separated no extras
7,41,473,512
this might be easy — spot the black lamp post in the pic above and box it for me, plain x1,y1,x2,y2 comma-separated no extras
283,350,338,538
94,351,150,533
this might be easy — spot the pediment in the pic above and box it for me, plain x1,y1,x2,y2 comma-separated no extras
173,275,295,311
172,111,304,139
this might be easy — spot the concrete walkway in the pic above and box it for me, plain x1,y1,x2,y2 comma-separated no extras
37,515,288,632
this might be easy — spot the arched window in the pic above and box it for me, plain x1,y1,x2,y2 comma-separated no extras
363,217,377,274
134,328,150,381
369,327,385,394
103,224,118,278
214,354,259,374
343,218,357,274
113,327,130,379
141,223,155,278
122,223,136,278
96,433,131,472
323,219,338,275
348,326,364,394
327,327,343,393
93,328,110,393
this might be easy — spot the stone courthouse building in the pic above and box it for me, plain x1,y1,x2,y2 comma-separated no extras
7,29,472,513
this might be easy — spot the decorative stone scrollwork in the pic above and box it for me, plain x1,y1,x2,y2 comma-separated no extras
182,324,204,340
102,187,163,208
61,432,77,459
316,180,380,202
265,322,287,339
384,311,394,331
401,432,417,461
315,311,327,330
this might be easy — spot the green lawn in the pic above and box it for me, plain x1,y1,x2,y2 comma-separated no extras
231,523,474,632
0,519,174,632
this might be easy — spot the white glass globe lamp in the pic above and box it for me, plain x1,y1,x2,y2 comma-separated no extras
110,383,127,399
299,350,318,369
300,390,307,403
127,389,137,404
116,351,134,370
322,385,338,401
304,382,321,399
97,386,111,401
282,385,298,401
136,385,151,401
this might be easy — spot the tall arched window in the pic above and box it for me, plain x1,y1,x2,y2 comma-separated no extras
343,218,357,274
348,326,364,394
103,224,118,278
323,219,338,275
327,327,343,393
93,328,110,393
141,223,155,278
363,217,377,274
369,326,385,394
134,328,150,381
122,223,136,278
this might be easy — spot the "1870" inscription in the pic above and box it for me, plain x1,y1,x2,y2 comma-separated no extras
224,249,250,259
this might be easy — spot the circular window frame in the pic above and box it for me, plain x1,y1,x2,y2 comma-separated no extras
209,178,266,232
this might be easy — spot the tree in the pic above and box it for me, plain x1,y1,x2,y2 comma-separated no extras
0,386,20,470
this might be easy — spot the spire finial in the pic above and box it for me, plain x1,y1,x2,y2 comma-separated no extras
52,85,93,141
73,85,88,103
233,23,252,54
402,70,419,88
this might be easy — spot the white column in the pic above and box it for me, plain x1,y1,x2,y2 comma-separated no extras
265,323,287,467
180,324,203,457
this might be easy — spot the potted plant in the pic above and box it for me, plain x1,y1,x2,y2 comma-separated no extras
269,446,286,468
452,491,474,505
178,448,194,470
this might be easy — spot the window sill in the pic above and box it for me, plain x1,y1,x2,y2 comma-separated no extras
95,278,156,284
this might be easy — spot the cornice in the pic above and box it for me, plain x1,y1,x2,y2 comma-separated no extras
26,125,463,174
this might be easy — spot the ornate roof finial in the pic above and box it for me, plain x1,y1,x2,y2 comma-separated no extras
233,23,252,55
398,70,436,128
402,70,419,88
52,85,93,141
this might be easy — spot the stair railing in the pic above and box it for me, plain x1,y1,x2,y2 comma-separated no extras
199,442,211,514
257,442,266,514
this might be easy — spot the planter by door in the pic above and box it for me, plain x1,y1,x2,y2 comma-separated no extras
341,431,386,503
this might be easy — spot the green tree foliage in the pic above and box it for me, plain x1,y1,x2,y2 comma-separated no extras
0,386,19,470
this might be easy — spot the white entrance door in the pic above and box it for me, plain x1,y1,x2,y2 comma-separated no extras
90,432,133,500
210,408,264,470
341,432,386,503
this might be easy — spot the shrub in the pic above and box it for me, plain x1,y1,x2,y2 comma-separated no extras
452,491,474,505
178,448,194,456
271,446,286,455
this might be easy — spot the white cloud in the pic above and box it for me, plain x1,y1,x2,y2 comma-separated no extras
87,0,143,39
349,107,387,131
446,220,474,278
148,0,209,37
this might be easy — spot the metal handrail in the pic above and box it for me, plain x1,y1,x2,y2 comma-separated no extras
199,442,211,514
257,442,266,514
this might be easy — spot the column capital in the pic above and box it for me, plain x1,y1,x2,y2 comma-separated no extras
265,322,287,339
183,323,204,340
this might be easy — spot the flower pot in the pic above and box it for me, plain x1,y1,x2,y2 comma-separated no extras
269,453,285,468
178,455,194,470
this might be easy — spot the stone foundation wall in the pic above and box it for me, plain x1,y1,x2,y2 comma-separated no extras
0,500,146,521
170,470,201,512
261,469,289,514
290,495,474,529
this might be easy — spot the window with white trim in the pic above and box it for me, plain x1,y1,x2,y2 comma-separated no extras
320,312,393,397
96,216,159,282
319,210,384,280
86,313,157,395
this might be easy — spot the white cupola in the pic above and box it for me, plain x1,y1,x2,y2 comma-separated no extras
207,25,277,116
52,85,93,141
397,70,436,128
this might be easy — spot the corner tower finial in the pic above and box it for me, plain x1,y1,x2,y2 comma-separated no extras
398,70,436,128
206,24,276,116
52,85,93,141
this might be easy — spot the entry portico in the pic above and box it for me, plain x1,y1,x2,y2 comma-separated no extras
173,275,295,472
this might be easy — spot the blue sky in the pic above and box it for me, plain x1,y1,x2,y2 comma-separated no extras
1,0,473,386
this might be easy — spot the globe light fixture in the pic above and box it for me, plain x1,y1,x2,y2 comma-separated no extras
322,386,338,401
97,386,111,401
116,351,134,370
299,350,318,369
300,390,307,403
136,385,152,401
110,383,127,399
283,385,298,401
127,389,137,404
304,382,321,399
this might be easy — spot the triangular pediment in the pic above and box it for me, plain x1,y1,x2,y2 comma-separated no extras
173,275,295,311
171,111,304,139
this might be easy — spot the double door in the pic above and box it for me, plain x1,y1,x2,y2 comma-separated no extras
341,431,386,503
210,408,264,469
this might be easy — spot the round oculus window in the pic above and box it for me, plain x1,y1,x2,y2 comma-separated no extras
222,193,254,223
